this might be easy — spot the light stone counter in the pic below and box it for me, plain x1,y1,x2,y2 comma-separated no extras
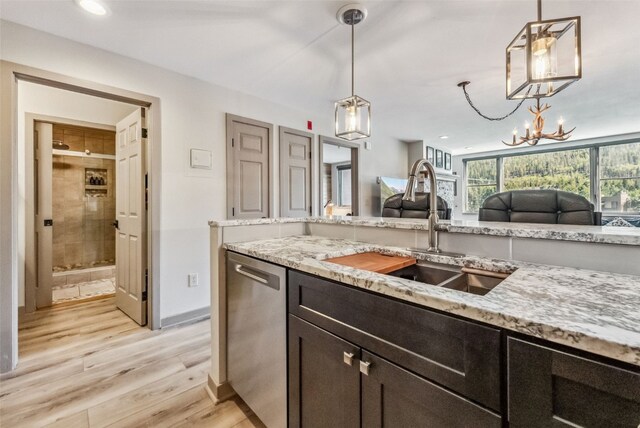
209,216,640,246
225,235,640,367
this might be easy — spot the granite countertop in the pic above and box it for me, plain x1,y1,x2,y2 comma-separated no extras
225,235,640,366
209,216,640,246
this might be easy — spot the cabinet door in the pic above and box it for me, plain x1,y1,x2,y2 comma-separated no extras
288,315,360,428
361,351,502,428
508,337,640,427
289,270,501,411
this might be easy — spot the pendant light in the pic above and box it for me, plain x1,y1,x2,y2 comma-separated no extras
506,0,582,100
335,4,371,141
457,0,581,147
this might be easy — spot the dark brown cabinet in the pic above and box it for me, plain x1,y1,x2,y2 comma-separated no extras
508,337,640,427
288,315,501,428
288,315,360,428
285,268,640,428
361,350,501,428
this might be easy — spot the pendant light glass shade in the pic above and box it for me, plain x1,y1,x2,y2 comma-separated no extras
506,16,581,100
335,95,371,141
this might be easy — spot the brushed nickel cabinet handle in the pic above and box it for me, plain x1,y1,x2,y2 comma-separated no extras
343,352,354,366
360,360,372,375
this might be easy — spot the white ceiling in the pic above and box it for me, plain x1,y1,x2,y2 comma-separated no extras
2,0,640,154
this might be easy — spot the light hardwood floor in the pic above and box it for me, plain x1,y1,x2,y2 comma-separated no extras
0,298,264,428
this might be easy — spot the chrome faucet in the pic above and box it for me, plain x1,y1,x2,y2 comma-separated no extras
403,158,441,253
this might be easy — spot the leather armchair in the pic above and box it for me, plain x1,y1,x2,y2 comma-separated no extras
382,192,451,219
478,189,601,225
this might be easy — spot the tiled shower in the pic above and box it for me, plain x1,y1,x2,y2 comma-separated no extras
51,123,117,303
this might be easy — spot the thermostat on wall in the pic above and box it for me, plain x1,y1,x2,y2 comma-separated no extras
190,149,212,169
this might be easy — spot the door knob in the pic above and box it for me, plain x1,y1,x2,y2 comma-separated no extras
43,219,53,227
343,352,354,366
360,360,372,376
112,219,119,230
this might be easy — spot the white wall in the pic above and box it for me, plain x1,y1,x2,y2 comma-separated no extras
17,81,138,307
1,20,337,319
1,20,409,319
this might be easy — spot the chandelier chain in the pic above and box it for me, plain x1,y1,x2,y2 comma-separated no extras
459,82,534,121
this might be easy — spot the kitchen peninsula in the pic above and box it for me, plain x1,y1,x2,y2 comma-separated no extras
209,216,640,427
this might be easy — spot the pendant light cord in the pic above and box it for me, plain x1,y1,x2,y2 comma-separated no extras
351,20,355,96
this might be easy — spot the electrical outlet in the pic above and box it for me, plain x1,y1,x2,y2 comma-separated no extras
188,273,199,287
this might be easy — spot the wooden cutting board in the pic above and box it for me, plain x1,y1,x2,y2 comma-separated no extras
325,252,416,274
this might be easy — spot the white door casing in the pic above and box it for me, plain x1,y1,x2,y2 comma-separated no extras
279,127,312,217
115,108,147,325
34,121,53,308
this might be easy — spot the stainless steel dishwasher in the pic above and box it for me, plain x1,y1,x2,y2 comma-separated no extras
226,252,286,428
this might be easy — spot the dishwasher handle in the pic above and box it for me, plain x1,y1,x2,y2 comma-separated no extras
232,263,280,291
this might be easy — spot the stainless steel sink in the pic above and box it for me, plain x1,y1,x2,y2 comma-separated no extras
439,273,504,296
388,262,460,284
388,261,509,296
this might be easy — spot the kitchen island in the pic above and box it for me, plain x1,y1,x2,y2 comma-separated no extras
208,217,640,427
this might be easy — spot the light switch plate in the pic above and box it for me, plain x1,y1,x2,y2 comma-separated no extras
190,149,212,169
364,141,372,150
188,273,199,287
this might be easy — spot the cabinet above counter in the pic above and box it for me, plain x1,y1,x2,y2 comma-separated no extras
224,235,640,367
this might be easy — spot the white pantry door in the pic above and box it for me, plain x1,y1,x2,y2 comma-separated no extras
115,108,147,325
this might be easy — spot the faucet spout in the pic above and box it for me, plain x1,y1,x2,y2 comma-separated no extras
403,159,441,253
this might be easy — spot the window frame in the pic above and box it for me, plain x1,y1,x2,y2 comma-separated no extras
462,138,640,215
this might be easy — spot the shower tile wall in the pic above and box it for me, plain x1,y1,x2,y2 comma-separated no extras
52,124,116,272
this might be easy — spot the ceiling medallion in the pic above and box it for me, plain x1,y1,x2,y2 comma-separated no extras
335,4,371,141
457,0,581,147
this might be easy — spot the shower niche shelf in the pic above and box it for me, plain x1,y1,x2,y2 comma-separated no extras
85,168,108,197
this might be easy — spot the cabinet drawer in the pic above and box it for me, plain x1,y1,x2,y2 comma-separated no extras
508,337,640,427
288,270,502,411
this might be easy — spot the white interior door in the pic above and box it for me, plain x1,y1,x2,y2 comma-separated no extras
35,121,53,308
115,108,147,325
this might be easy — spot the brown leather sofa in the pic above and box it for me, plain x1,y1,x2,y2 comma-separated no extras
478,189,601,225
382,192,451,219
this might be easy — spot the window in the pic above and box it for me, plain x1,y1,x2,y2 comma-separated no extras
337,165,352,207
465,159,497,213
463,140,640,215
503,149,590,201
600,142,640,213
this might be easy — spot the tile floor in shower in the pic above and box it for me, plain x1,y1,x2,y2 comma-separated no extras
52,278,116,304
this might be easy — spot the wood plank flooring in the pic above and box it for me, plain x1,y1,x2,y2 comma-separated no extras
0,298,264,428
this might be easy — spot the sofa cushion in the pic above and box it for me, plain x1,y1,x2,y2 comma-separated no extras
478,189,597,225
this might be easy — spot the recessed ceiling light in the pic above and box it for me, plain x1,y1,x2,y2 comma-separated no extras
75,0,109,16
439,135,449,139
464,146,473,150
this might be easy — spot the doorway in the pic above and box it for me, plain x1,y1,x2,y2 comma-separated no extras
1,62,162,373
41,121,119,306
319,136,360,216
28,106,148,326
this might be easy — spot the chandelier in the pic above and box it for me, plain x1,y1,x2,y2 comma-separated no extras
335,4,371,141
504,99,575,146
458,0,581,147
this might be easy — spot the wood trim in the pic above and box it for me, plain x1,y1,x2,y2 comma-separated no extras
160,306,211,328
206,374,236,403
